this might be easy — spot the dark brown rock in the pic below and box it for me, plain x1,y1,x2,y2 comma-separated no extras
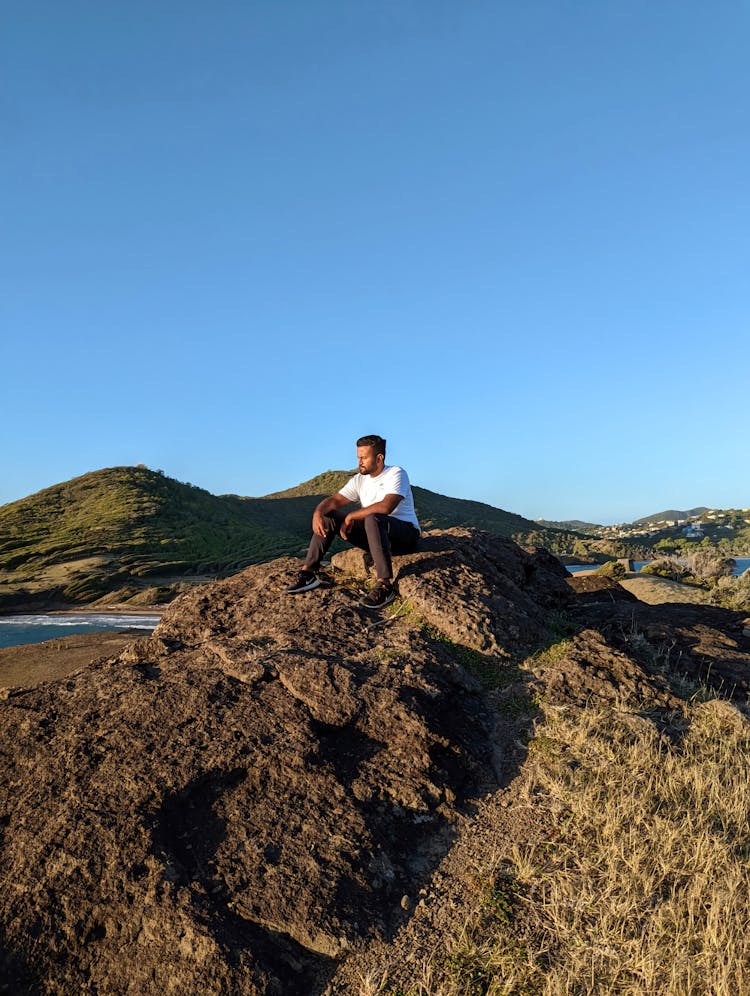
573,600,750,698
539,628,680,711
0,535,513,994
334,529,574,657
566,573,639,604
1,528,747,994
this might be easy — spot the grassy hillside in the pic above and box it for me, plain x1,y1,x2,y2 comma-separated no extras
267,471,580,551
535,518,604,535
632,506,709,526
264,470,354,499
0,466,579,610
619,575,711,605
0,467,313,608
0,467,315,573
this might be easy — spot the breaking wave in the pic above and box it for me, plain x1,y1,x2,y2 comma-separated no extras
0,614,160,629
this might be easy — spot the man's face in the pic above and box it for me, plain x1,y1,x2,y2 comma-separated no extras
357,445,382,476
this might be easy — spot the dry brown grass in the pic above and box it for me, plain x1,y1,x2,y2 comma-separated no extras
382,695,750,995
619,575,710,605
513,699,750,994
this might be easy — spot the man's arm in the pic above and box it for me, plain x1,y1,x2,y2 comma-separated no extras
341,494,402,539
312,493,350,537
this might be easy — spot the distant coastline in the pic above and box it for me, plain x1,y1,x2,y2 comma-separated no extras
0,610,160,651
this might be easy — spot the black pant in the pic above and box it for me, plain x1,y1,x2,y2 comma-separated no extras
303,510,420,580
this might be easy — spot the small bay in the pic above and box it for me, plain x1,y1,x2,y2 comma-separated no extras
0,613,160,650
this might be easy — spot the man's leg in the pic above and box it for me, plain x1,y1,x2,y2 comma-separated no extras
357,515,419,610
288,511,351,593
302,509,348,571
313,515,388,577
363,515,420,581
388,518,421,557
291,511,418,602
362,514,393,580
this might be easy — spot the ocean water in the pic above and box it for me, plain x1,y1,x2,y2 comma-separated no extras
0,613,160,650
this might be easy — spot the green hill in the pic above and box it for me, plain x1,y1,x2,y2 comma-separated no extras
0,466,579,610
264,470,355,499
0,467,313,609
267,471,582,549
631,507,709,526
535,518,603,535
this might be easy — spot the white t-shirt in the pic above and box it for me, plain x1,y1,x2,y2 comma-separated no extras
339,465,420,531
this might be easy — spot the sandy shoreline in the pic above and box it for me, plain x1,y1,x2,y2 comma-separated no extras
0,630,145,691
0,605,164,689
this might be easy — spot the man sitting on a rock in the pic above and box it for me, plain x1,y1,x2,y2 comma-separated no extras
287,434,421,609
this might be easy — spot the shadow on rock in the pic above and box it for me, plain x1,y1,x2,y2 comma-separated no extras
0,529,576,993
573,601,750,701
0,945,40,996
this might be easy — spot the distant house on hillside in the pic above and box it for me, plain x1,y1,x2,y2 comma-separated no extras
682,524,704,538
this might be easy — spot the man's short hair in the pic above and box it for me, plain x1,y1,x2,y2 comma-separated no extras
357,434,386,457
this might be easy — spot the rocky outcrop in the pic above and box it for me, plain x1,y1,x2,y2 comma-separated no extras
566,573,639,605
331,529,573,656
0,529,748,994
539,628,681,710
574,600,750,698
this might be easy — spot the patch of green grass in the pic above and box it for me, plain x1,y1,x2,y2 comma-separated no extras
521,613,580,675
387,595,418,618
334,571,370,597
443,933,544,996
374,647,404,664
545,609,580,641
443,951,492,995
451,646,506,691
529,638,574,670
417,622,518,691
480,874,520,924
498,691,540,719
528,734,562,758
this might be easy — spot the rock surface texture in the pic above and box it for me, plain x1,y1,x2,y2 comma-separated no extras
1,529,748,994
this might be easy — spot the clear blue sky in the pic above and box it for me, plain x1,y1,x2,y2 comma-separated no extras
2,1,748,523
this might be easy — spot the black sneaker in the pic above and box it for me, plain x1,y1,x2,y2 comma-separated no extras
361,581,396,610
286,570,321,594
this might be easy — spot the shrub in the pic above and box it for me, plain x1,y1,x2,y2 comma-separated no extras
708,573,750,611
641,558,691,582
595,560,627,580
687,550,736,580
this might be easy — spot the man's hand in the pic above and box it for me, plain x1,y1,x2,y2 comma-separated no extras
340,513,355,540
312,509,328,538
311,493,349,538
